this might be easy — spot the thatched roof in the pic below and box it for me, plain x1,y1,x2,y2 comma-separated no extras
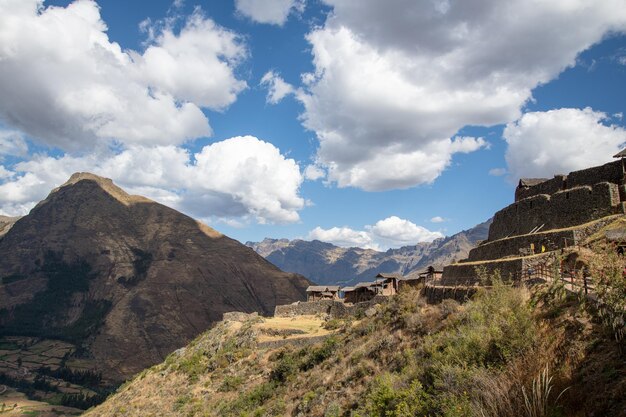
306,285,340,293
375,272,403,279
518,178,548,187
355,281,377,289
401,275,423,281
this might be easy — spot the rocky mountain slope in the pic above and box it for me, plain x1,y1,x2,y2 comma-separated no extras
247,219,491,285
85,281,626,417
0,173,309,382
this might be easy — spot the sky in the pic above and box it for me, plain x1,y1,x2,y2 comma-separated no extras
0,0,625,251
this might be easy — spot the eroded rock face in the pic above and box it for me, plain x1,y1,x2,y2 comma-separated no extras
0,173,309,381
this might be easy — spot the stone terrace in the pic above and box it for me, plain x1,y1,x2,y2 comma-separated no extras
441,158,626,285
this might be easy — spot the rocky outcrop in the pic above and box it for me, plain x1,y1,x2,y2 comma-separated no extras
0,215,19,238
0,173,309,382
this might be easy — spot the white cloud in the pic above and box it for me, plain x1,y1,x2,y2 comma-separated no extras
488,168,507,177
0,130,28,158
367,216,444,247
308,226,376,249
0,0,246,151
0,136,305,223
503,108,626,180
430,216,445,223
303,164,325,181
290,0,626,191
260,71,295,104
235,0,304,25
191,136,304,223
308,216,443,250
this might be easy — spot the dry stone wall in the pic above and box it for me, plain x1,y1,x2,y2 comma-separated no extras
516,175,566,201
274,296,388,318
515,160,624,201
441,159,625,286
441,252,557,286
567,160,624,189
489,182,622,240
468,229,576,261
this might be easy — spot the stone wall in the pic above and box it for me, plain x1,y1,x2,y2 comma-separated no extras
441,253,557,286
422,285,478,304
515,160,624,202
274,296,387,318
468,229,576,261
440,257,524,285
516,175,566,201
488,182,622,240
469,215,619,261
567,160,624,189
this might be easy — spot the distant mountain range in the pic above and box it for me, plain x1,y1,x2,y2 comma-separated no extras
247,219,492,286
0,173,309,382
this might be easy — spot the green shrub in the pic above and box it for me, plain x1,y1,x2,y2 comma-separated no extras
587,245,626,344
426,282,536,368
357,373,431,417
218,375,244,392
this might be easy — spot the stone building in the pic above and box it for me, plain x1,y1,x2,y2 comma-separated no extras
342,282,377,304
374,273,402,295
441,157,626,285
306,285,340,301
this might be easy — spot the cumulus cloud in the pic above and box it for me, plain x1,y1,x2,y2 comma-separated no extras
0,136,305,224
235,0,304,25
308,216,443,250
260,71,295,104
430,216,445,223
0,0,246,151
503,108,626,180
289,0,626,190
308,226,375,249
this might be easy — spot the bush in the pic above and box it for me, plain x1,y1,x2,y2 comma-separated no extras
587,245,626,344
356,373,431,417
426,282,536,368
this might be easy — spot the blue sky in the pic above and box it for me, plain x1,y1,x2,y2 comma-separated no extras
0,0,625,250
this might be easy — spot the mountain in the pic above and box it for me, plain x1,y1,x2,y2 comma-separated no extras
0,173,309,383
246,219,491,286
0,214,19,237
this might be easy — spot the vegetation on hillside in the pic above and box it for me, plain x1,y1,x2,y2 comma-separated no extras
0,251,111,343
86,261,625,417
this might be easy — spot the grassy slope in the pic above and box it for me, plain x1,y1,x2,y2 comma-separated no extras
85,284,625,417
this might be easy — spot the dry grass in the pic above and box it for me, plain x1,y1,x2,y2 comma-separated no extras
85,283,626,417
254,315,332,342
0,387,82,416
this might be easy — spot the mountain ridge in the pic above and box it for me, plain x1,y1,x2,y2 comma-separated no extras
247,219,492,285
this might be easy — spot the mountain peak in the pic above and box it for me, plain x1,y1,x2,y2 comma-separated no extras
0,174,309,382
49,172,153,206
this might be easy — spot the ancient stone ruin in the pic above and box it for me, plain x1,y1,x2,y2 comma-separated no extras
441,158,626,285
